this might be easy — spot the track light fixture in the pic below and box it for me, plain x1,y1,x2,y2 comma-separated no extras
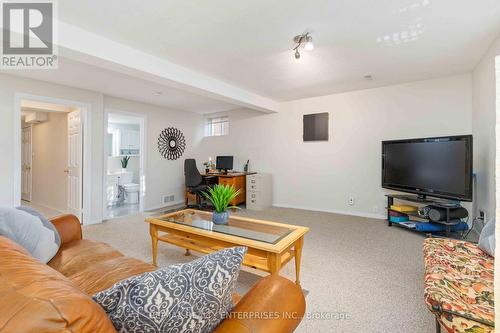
293,32,314,60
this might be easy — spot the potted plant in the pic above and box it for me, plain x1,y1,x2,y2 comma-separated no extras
203,184,241,225
121,155,130,171
203,161,210,173
203,159,215,173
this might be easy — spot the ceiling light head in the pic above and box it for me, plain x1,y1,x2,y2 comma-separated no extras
293,32,314,59
294,49,301,60
304,36,314,51
153,91,163,96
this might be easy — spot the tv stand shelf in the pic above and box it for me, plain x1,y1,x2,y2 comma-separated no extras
386,194,465,237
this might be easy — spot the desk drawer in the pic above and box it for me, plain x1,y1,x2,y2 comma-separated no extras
246,191,262,210
246,175,260,191
218,177,234,186
248,181,259,191
248,191,259,201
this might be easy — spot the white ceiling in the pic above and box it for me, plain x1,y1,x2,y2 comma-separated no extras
57,0,500,101
8,58,240,114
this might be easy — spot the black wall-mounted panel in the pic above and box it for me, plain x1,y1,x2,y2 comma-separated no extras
303,112,329,141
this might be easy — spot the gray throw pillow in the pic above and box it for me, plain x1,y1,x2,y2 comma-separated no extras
17,206,61,247
93,247,247,333
478,219,495,257
0,207,60,263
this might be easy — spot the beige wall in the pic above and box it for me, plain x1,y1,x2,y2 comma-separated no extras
104,96,204,210
196,74,473,218
472,34,500,222
30,112,68,211
0,74,104,223
0,63,491,223
0,73,205,222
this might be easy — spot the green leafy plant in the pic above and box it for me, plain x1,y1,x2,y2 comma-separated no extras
121,155,130,168
202,184,241,213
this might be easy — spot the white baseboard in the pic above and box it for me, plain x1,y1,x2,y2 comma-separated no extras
85,219,103,225
145,200,185,212
23,201,66,215
272,203,386,220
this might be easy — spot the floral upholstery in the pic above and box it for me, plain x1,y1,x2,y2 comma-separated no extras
423,238,494,333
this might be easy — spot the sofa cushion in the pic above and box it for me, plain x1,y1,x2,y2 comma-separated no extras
423,238,494,333
48,239,155,295
93,246,247,333
0,236,116,333
48,239,124,276
0,207,60,263
69,256,156,295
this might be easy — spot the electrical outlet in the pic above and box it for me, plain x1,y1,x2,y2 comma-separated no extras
162,195,175,204
479,210,486,222
348,197,355,206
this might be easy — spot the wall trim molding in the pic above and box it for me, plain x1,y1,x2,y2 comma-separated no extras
86,219,103,225
272,203,386,220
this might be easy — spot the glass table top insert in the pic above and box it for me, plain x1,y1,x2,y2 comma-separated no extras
159,210,294,244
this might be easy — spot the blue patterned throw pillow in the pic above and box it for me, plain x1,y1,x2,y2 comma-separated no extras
93,247,247,333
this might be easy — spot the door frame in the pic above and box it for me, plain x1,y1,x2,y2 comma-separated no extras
13,93,92,224
103,108,147,219
21,125,32,202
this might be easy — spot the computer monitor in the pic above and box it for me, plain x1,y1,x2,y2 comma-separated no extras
216,156,233,172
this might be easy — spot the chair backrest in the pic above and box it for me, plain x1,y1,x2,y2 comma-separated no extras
184,159,202,188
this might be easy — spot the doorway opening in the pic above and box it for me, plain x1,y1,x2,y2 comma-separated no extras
104,110,146,219
20,101,82,218
15,95,91,223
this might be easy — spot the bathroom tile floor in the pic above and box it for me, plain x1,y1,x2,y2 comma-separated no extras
105,203,140,219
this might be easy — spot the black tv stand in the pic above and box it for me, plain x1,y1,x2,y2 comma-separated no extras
386,194,465,237
416,194,427,201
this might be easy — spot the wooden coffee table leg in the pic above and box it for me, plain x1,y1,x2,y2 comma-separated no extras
268,253,282,276
294,237,304,286
150,224,158,266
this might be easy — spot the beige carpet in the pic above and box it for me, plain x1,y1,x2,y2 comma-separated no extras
84,207,434,333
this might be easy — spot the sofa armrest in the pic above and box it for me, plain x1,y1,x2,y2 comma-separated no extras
214,275,305,333
50,214,82,245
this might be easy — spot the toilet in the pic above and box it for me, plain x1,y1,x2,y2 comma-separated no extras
117,171,140,204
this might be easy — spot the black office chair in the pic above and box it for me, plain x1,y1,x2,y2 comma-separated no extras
184,159,210,208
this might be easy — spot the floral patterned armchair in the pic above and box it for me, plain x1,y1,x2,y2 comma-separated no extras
423,238,494,333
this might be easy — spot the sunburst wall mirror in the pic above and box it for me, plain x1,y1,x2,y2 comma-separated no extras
158,127,186,160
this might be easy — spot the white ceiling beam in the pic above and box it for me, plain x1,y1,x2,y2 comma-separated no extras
57,22,279,113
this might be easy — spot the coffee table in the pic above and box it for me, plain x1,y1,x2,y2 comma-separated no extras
146,209,309,285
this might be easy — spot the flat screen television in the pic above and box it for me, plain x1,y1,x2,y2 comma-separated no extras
382,135,473,201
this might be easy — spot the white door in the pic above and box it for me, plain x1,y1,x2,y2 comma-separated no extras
67,110,82,218
21,126,32,201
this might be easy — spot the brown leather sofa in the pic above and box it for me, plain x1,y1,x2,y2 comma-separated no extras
0,214,305,333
